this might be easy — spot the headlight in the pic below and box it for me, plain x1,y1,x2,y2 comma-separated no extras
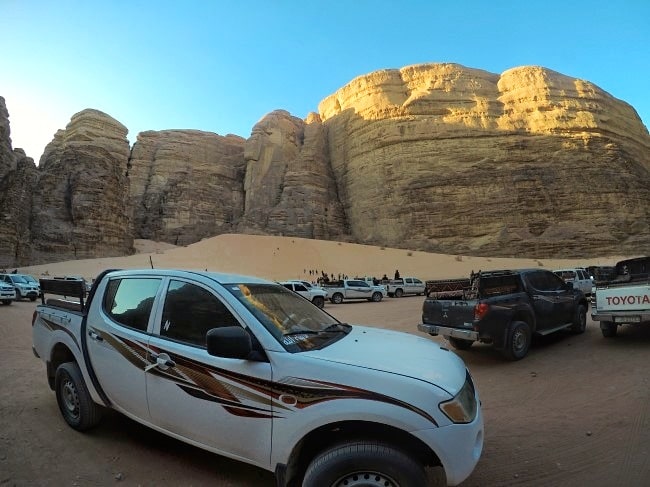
439,372,477,424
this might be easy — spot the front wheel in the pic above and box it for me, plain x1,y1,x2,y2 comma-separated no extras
55,362,102,431
312,296,325,309
501,321,531,361
331,293,343,305
371,292,383,302
302,441,428,487
1,300,11,305
571,304,587,333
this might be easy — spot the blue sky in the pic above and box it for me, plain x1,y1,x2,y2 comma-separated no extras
2,0,649,161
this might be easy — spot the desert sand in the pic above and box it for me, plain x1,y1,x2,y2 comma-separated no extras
15,233,628,283
2,235,647,486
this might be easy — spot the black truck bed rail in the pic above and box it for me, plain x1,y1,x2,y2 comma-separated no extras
39,278,86,309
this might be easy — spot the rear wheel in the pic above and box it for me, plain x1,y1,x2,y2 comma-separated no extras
501,321,531,361
601,321,617,338
1,300,11,305
312,296,325,309
371,292,383,302
571,305,587,333
55,362,102,431
303,441,428,487
15,289,22,300
394,288,404,298
331,293,343,305
448,337,474,350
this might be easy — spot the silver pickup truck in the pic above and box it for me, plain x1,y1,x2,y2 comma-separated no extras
322,279,388,304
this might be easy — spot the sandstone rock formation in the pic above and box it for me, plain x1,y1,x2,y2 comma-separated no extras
29,109,133,263
318,64,650,257
128,130,246,245
240,110,349,240
0,63,649,267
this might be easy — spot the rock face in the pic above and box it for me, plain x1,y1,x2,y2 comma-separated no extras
30,109,133,263
318,64,650,257
0,63,649,266
128,130,246,245
240,110,348,240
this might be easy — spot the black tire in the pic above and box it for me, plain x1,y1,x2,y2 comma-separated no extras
312,296,325,309
571,305,587,333
1,300,11,305
501,321,531,361
448,337,474,350
55,362,102,431
331,293,343,305
29,296,37,302
303,441,427,487
371,292,383,302
15,289,22,300
601,321,617,338
394,288,404,298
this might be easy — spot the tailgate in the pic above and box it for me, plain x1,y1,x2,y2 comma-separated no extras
595,284,650,311
422,298,476,328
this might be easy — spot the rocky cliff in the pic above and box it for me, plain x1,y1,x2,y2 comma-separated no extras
0,63,649,266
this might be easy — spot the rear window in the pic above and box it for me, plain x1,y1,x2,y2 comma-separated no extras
479,275,521,297
103,278,162,332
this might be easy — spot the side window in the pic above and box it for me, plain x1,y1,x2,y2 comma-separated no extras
544,271,566,291
282,283,294,291
294,284,308,292
413,279,422,284
160,280,241,347
577,270,586,280
526,271,557,291
103,278,162,332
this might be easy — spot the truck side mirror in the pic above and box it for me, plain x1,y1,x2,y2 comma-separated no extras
206,326,252,359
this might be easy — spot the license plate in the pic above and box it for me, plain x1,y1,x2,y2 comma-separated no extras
614,316,640,323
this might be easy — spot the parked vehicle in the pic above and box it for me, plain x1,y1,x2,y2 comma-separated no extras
32,269,484,486
322,279,387,304
279,280,327,308
553,268,593,296
591,256,650,337
0,280,16,304
0,273,40,301
418,269,589,360
386,277,426,297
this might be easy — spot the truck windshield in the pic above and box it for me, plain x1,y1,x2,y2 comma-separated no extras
225,283,349,352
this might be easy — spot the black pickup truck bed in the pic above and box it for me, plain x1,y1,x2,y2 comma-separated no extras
418,269,589,360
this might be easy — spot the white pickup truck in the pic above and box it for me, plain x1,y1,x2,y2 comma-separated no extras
591,257,650,337
279,280,327,308
32,269,483,486
322,279,388,304
386,277,426,298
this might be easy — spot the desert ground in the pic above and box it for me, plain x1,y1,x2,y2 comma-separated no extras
1,234,648,486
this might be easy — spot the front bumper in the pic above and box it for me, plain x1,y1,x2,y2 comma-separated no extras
418,323,479,341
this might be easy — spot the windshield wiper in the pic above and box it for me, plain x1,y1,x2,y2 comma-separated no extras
283,323,350,337
283,329,320,337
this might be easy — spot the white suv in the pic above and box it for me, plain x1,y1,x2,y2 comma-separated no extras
280,280,327,308
553,268,593,296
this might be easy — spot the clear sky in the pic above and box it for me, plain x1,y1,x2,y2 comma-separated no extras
2,0,648,162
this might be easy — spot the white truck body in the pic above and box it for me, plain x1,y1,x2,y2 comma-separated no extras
553,268,593,296
279,280,327,308
591,257,650,337
32,269,483,486
386,277,426,297
322,279,388,304
0,280,17,304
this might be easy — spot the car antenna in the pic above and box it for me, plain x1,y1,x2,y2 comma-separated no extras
149,255,155,269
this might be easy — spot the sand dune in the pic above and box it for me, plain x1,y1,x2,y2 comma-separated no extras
14,234,628,283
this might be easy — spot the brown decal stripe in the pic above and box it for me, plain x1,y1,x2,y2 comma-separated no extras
101,332,438,426
41,318,80,351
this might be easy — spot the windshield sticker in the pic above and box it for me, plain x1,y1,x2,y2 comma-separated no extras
282,334,313,345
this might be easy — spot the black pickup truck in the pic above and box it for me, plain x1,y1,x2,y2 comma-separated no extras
418,269,589,360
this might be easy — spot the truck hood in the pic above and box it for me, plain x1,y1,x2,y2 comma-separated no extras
304,325,467,395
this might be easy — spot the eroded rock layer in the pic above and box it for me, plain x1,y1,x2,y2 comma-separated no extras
128,130,246,245
30,109,133,263
318,64,650,257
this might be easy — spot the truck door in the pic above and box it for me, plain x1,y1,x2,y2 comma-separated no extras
145,278,273,467
524,271,573,328
86,276,163,420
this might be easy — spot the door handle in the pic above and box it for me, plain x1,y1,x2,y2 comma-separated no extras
146,353,176,371
88,330,103,341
